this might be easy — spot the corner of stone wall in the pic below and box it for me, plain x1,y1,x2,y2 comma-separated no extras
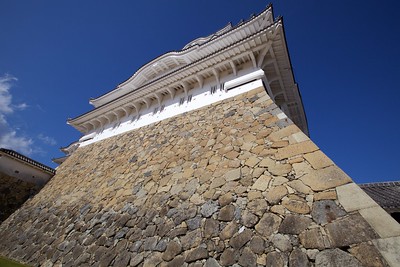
268,93,400,266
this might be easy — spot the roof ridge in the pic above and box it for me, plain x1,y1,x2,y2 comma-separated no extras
359,181,400,187
0,148,56,175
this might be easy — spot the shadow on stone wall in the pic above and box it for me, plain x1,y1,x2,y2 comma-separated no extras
0,173,41,223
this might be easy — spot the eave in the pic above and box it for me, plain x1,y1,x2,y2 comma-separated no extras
68,5,308,137
88,6,274,108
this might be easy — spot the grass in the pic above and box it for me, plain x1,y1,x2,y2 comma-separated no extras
0,256,28,267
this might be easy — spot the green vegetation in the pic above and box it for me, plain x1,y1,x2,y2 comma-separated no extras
0,256,28,267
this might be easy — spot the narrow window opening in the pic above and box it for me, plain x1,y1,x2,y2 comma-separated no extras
211,85,217,94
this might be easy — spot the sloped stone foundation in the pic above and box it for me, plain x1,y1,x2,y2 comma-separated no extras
0,86,399,266
0,173,41,223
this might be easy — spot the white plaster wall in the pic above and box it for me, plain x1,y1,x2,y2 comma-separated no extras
80,69,266,147
0,155,53,186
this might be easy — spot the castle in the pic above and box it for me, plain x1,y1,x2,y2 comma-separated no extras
1,5,399,267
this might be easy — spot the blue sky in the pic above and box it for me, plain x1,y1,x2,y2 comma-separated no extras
0,1,399,183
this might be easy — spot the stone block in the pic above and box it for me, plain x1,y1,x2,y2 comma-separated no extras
299,228,328,250
271,140,289,148
264,185,287,205
258,157,275,168
271,234,292,252
255,213,282,237
224,168,242,181
300,166,352,191
358,206,400,238
167,255,185,267
336,183,379,212
201,200,219,218
143,252,163,267
229,229,253,249
220,248,238,266
220,221,238,240
311,200,346,225
225,150,239,159
373,237,400,267
245,157,260,168
238,247,257,267
314,191,337,201
130,252,144,266
210,177,226,189
218,192,233,206
265,251,284,267
268,163,292,176
282,196,310,214
315,249,362,267
218,204,235,221
185,247,208,263
275,140,319,160
279,214,312,235
349,242,389,267
292,162,312,177
241,210,259,228
162,241,182,261
303,150,334,169
205,258,221,267
271,176,289,186
289,132,310,144
325,213,379,247
251,175,271,191
289,248,310,267
268,124,300,142
287,180,312,194
249,236,265,254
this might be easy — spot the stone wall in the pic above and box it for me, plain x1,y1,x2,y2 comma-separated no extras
0,173,41,223
0,86,399,266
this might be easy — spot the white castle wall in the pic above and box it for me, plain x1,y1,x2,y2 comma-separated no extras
79,69,272,147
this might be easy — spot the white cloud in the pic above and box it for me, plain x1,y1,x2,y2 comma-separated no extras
0,130,33,155
15,103,28,110
0,74,16,114
0,74,34,155
38,134,57,146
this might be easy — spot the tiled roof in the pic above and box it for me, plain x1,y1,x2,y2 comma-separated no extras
359,181,400,212
0,148,56,175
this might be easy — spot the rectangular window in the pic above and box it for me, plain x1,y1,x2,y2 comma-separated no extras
179,97,185,106
187,94,193,103
211,85,217,94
